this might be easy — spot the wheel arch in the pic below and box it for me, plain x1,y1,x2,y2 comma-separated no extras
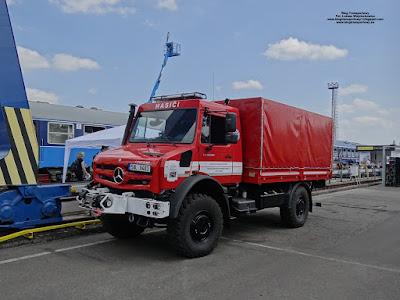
169,175,230,220
288,182,312,212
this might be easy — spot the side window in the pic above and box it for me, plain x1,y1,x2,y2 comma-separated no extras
201,113,226,145
201,114,210,143
48,122,74,144
84,125,105,135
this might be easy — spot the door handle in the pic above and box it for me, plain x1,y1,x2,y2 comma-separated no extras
225,155,232,159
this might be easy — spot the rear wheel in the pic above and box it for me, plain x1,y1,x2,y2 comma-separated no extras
168,193,223,258
101,214,144,238
280,185,310,228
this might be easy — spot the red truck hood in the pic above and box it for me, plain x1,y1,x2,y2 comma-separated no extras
93,143,192,165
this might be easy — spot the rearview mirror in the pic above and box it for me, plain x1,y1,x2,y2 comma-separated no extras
225,133,238,144
225,113,237,133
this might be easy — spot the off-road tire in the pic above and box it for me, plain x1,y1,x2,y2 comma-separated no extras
101,214,144,238
280,186,310,228
168,193,223,258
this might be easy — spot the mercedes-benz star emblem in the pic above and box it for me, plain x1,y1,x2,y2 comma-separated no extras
113,167,124,184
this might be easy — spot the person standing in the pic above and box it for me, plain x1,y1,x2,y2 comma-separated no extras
74,152,90,181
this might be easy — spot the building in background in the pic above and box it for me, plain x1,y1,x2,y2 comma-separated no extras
356,144,400,167
333,140,361,166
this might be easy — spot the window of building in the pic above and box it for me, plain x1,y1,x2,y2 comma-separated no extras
48,122,74,144
84,125,106,135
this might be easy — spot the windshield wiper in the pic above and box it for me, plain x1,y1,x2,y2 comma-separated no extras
145,139,156,147
160,136,177,147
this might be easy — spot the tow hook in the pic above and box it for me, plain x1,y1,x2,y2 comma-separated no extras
137,217,150,228
128,214,135,223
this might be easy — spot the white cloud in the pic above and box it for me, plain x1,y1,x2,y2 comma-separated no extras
353,98,379,111
232,80,263,90
353,116,381,124
26,88,59,104
263,37,348,61
156,0,178,11
337,97,400,144
17,47,101,72
53,54,101,71
339,84,368,96
88,88,98,95
143,19,156,28
339,98,380,114
6,0,21,5
215,86,222,91
17,46,51,70
338,103,355,114
49,0,136,16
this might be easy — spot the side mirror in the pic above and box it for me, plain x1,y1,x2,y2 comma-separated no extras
225,133,238,144
225,113,237,133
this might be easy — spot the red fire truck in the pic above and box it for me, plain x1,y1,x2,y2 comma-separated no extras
78,93,333,257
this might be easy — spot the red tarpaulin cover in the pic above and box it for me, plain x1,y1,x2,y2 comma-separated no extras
227,98,333,184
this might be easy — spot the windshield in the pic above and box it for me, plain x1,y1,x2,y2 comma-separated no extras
129,108,197,144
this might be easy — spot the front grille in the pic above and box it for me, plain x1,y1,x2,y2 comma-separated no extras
96,164,116,170
98,174,150,185
99,174,114,182
126,180,150,185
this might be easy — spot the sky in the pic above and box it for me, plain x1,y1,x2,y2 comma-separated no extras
5,0,400,145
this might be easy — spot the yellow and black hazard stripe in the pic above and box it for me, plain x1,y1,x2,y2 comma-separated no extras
0,106,38,186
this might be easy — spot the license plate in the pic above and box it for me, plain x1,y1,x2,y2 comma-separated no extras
128,163,151,173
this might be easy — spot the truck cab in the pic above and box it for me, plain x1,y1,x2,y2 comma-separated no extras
93,93,242,194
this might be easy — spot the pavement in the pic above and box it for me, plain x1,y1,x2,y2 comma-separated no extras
0,185,399,299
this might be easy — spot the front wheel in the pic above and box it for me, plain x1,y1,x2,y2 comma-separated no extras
101,214,144,238
168,193,223,258
280,185,310,228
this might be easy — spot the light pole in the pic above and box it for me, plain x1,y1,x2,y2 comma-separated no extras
328,82,339,183
382,146,386,187
328,82,339,141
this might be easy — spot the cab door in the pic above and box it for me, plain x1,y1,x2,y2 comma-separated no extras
198,112,234,184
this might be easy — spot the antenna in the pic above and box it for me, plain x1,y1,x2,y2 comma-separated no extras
147,33,181,103
212,72,215,101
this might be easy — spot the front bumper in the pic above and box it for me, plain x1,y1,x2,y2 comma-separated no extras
77,188,170,219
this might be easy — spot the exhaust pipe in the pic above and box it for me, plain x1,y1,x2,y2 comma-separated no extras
122,103,137,145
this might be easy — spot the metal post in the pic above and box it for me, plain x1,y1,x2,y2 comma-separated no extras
328,82,338,186
382,147,386,187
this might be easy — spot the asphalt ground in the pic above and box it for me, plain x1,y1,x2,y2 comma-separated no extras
0,185,399,299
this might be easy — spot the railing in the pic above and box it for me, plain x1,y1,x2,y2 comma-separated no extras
332,165,382,182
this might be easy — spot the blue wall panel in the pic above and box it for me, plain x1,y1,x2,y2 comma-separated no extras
39,146,101,169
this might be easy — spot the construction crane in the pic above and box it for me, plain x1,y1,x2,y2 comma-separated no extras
147,33,181,103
